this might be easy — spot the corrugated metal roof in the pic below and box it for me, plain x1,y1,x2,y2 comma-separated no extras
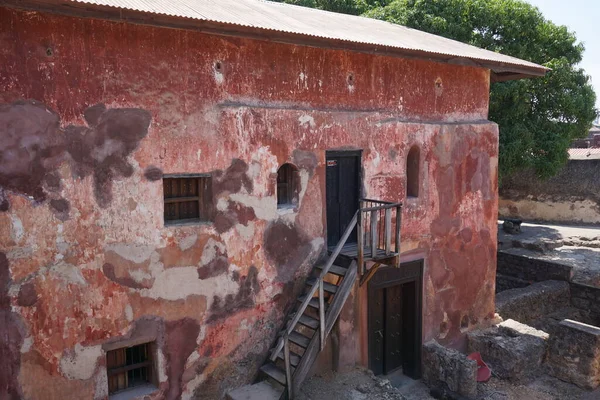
34,0,547,77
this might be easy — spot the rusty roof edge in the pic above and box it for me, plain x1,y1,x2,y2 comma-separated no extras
2,0,549,79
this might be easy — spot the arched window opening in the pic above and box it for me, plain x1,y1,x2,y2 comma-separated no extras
277,163,300,207
406,146,420,198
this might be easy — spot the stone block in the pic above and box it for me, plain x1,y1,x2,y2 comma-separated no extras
546,319,600,390
496,280,570,323
467,319,548,381
422,340,477,399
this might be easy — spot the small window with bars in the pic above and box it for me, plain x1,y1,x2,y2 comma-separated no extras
277,163,299,207
163,175,212,224
107,343,155,396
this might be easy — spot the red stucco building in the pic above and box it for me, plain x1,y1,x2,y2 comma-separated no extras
0,1,547,399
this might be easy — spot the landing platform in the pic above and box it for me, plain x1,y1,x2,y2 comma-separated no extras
329,243,397,261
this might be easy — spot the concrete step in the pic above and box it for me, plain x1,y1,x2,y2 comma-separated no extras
226,380,284,400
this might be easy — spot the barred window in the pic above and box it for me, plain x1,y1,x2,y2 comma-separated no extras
106,342,155,396
163,175,212,224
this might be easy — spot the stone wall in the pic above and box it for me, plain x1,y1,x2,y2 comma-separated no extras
496,251,573,292
546,320,600,390
499,161,600,224
571,283,600,321
495,281,571,323
422,341,477,399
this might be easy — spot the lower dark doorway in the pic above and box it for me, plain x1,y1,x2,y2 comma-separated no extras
368,260,423,378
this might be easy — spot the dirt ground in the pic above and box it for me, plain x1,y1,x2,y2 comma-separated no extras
297,367,600,400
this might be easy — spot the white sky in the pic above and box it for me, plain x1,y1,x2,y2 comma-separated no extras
526,0,600,115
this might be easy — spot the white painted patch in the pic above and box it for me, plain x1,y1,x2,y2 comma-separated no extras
298,72,308,89
196,149,202,161
143,266,239,306
199,238,226,266
125,304,133,322
216,197,229,212
50,262,86,285
213,70,224,85
9,214,24,243
156,348,168,383
93,366,109,400
228,193,278,221
105,243,155,263
236,222,256,241
60,343,102,380
372,151,381,167
298,114,316,129
179,234,198,251
181,373,206,400
21,336,33,353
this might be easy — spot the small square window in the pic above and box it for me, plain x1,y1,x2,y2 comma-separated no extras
163,176,212,224
107,343,156,397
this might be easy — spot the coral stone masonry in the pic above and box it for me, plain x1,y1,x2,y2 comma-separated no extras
0,1,547,399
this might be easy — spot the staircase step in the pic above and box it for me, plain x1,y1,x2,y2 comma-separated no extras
227,380,284,400
297,295,328,311
306,278,339,294
289,331,311,348
316,264,347,276
276,350,302,367
298,314,319,330
260,363,286,386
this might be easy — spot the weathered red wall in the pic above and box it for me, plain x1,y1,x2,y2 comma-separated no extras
0,7,498,399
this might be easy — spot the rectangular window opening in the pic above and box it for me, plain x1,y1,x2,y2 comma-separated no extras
163,175,213,225
107,342,157,397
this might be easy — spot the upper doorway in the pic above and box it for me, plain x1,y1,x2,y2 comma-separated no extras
325,150,361,246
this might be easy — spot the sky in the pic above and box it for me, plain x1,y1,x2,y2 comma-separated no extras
526,0,600,119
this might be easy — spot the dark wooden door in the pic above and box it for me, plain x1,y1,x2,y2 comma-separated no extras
326,151,360,246
368,261,423,378
385,284,403,373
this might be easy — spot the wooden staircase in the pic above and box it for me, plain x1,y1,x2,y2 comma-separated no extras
227,199,401,400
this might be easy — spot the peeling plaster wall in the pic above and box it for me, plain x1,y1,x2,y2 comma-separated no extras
0,7,497,399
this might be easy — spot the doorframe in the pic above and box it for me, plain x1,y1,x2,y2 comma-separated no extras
325,149,363,247
367,259,423,378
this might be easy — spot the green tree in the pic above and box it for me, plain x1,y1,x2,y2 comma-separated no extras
273,0,598,180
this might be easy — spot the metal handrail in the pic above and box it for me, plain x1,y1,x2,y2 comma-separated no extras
270,211,359,364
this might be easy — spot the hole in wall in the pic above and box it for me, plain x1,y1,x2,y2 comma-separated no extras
215,61,222,71
46,47,53,57
435,77,443,88
347,73,355,86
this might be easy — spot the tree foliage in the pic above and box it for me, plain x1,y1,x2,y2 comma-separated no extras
272,0,598,180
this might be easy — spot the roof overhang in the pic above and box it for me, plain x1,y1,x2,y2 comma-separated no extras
1,0,549,81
